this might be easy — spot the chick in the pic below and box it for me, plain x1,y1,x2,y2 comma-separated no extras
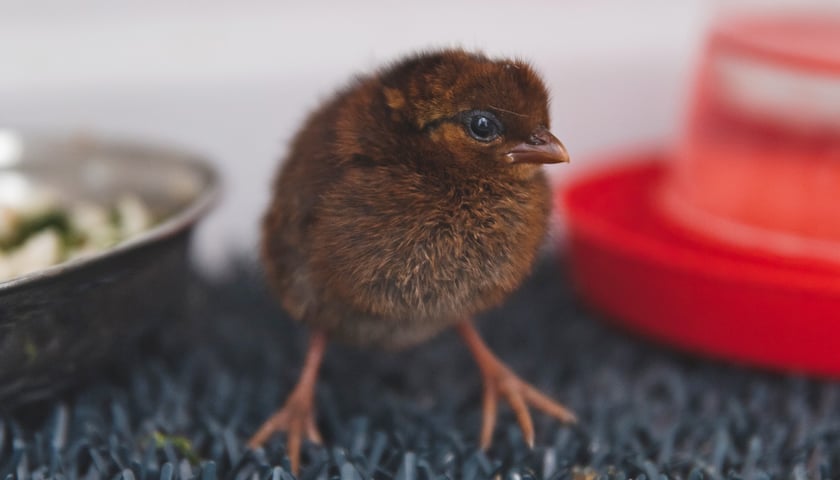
251,49,574,472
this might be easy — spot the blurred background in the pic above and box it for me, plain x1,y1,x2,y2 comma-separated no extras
0,0,710,272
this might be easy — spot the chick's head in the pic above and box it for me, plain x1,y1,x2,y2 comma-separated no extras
363,49,569,176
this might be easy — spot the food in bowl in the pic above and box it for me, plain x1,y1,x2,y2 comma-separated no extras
0,191,154,282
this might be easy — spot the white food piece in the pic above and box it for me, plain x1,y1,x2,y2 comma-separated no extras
117,195,152,239
0,207,19,244
70,202,117,249
0,253,13,282
4,229,62,279
16,188,59,219
65,243,103,261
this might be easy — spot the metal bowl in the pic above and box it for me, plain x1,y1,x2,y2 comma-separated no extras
0,130,219,407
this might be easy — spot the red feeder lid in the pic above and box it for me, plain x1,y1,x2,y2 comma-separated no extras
558,152,840,378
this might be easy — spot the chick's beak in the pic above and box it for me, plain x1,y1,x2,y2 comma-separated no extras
504,128,570,165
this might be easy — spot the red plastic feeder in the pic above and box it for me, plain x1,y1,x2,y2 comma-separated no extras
558,12,840,376
560,157,840,377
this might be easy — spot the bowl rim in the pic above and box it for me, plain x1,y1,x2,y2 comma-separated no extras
0,130,221,292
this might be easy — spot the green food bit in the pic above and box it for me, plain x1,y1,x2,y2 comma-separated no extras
152,431,202,465
0,210,70,251
23,336,38,364
0,198,157,266
107,206,120,228
0,209,108,259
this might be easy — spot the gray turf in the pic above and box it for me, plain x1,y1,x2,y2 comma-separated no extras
2,256,839,480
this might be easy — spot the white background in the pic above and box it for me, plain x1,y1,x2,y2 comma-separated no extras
1,0,712,271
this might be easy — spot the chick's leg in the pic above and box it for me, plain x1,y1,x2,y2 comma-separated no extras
248,331,326,473
456,321,576,448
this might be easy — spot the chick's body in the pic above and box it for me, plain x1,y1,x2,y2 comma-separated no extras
251,51,573,470
262,51,552,350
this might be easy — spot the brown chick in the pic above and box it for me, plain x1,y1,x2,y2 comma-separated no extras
250,48,574,473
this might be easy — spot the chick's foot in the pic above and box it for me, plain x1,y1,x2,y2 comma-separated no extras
456,321,576,449
248,331,326,474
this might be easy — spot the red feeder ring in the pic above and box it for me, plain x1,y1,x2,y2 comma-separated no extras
558,153,840,378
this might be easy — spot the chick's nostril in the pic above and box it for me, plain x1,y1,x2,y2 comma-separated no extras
528,134,547,146
528,129,551,145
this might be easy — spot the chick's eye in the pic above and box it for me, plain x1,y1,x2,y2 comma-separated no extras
464,111,502,142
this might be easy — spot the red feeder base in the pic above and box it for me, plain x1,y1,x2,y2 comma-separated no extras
558,152,840,378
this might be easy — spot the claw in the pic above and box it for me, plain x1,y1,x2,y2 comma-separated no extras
479,383,498,449
457,321,576,449
306,414,323,444
248,332,328,474
501,374,535,447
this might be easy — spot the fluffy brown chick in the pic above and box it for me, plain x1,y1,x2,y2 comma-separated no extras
251,49,574,473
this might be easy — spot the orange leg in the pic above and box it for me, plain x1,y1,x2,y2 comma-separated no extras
456,321,576,449
248,331,327,474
